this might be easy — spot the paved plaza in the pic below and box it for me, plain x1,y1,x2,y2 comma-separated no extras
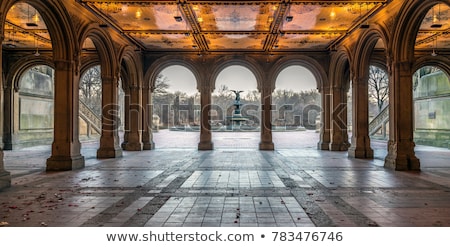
1,130,450,227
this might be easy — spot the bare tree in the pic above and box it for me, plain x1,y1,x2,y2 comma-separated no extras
368,65,389,112
79,65,102,115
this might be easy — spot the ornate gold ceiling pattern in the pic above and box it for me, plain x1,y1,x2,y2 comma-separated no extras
1,1,449,53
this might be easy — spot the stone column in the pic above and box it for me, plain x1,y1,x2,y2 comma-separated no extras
318,86,331,150
384,61,420,170
329,86,350,151
259,86,274,150
2,86,18,150
97,75,123,158
142,86,154,150
122,86,143,151
198,85,213,150
0,34,11,189
348,75,373,158
46,60,85,170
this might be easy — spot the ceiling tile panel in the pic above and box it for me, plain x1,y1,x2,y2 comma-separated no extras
205,33,266,50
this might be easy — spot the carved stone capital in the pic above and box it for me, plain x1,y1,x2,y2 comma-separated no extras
54,59,75,71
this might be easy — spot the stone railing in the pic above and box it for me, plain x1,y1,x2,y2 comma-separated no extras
79,100,101,134
369,104,389,137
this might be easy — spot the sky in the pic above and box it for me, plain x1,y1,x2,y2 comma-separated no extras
160,65,317,96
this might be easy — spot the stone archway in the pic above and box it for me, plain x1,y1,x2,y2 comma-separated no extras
145,56,203,149
79,24,122,159
383,0,450,170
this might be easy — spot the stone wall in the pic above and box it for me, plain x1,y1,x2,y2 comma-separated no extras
414,71,450,148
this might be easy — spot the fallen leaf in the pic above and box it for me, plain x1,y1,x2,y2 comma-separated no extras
0,222,9,227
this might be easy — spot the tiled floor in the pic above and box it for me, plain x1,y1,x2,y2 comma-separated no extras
1,130,450,227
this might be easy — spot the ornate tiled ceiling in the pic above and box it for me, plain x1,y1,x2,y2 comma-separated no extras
1,1,450,54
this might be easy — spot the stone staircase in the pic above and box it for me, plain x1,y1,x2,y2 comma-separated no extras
369,104,389,139
79,100,101,135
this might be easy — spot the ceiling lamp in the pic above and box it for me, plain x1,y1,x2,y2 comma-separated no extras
135,8,142,19
431,36,438,56
26,6,38,27
431,4,443,28
360,23,370,29
330,8,336,20
34,36,40,56
359,4,370,29
174,4,183,22
285,4,293,22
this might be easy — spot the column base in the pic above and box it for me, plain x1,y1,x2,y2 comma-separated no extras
384,141,420,171
97,147,123,159
317,141,330,150
384,155,420,171
348,146,374,159
198,141,214,150
0,171,11,190
259,142,274,150
121,142,143,151
143,141,155,150
46,155,85,171
329,142,350,151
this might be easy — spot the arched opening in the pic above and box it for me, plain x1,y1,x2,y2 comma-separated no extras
16,65,54,148
79,64,102,142
396,2,450,169
413,66,450,149
368,64,389,139
273,65,320,149
152,65,199,149
2,3,53,150
212,65,259,149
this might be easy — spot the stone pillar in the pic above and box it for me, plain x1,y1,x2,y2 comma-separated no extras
198,85,213,150
122,86,143,151
348,75,373,158
329,86,350,151
2,86,18,150
259,87,274,150
0,34,11,189
97,75,123,158
46,60,85,170
318,86,331,150
384,61,420,170
142,86,155,150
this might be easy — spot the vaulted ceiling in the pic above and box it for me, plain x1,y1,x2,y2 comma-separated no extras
2,0,450,54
